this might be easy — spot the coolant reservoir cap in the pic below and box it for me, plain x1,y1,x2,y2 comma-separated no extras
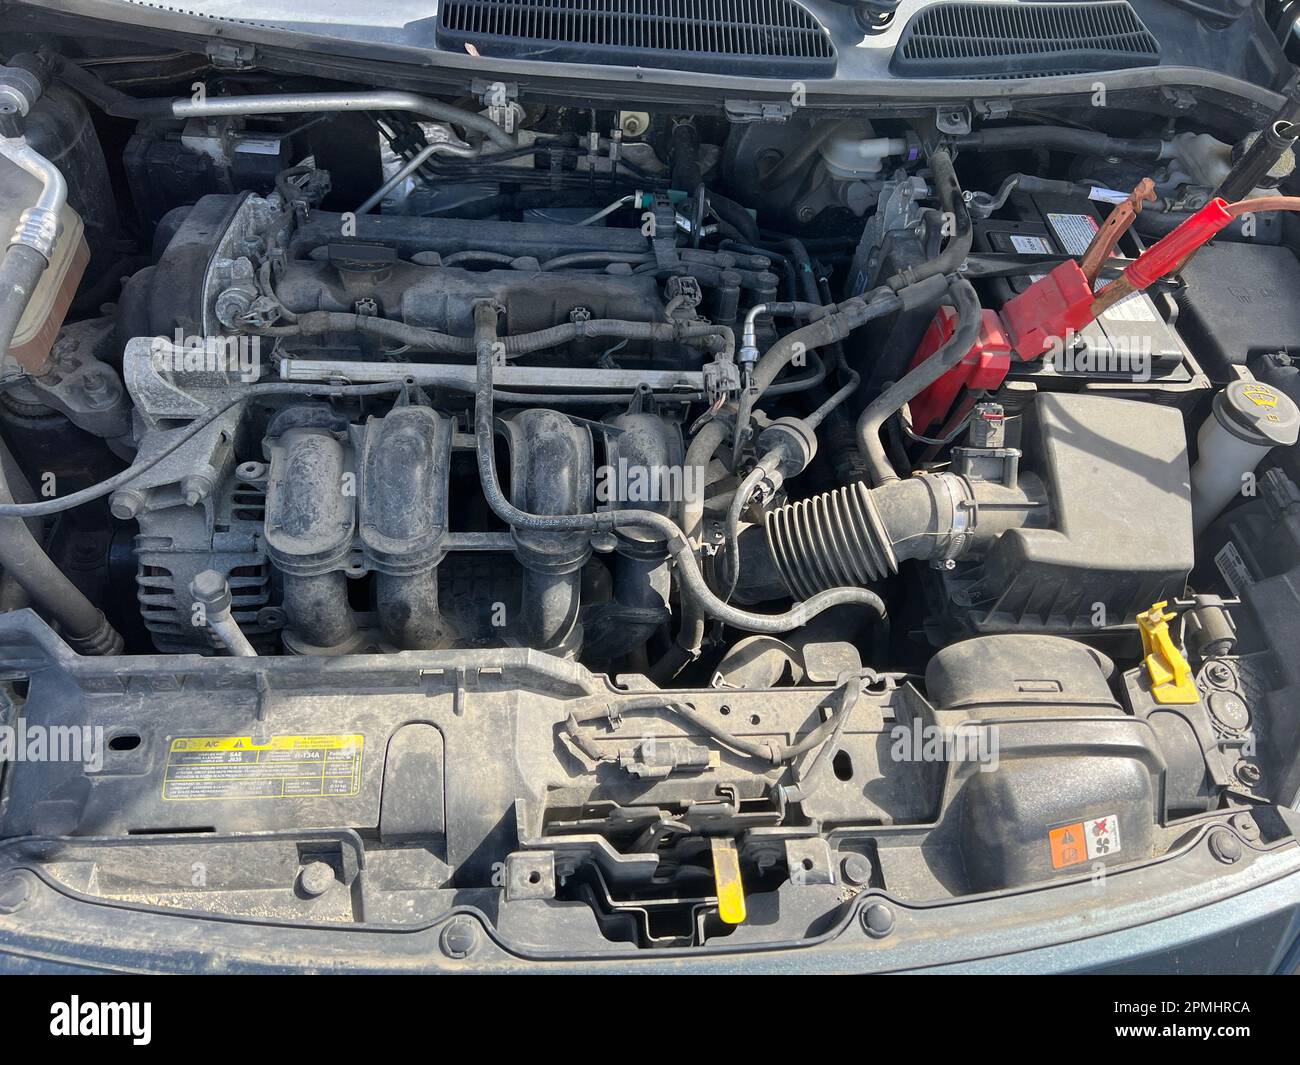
1213,380,1300,447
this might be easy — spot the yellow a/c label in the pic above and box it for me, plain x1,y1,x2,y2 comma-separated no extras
163,734,364,801
169,734,362,753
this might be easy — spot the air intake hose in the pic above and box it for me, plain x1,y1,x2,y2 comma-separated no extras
733,472,1043,603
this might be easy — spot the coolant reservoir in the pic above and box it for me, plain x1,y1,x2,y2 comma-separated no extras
1191,379,1300,534
0,151,89,372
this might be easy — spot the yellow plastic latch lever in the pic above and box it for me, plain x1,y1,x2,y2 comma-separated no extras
710,837,747,925
1136,601,1199,705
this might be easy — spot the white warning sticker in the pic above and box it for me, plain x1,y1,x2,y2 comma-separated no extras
1083,813,1121,859
1214,540,1255,597
1010,234,1053,255
1045,211,1099,256
1009,234,1052,284
1095,286,1159,323
1044,211,1158,323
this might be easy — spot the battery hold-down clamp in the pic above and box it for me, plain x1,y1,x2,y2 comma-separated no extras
907,188,1241,434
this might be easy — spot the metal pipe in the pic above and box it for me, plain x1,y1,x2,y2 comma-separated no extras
279,357,704,392
157,91,517,150
0,136,66,259
356,139,478,214
0,437,122,655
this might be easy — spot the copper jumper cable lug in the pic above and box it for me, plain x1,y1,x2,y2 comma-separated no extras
1079,177,1156,287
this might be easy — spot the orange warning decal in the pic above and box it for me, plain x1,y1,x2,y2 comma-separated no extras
1049,813,1122,868
1049,822,1087,869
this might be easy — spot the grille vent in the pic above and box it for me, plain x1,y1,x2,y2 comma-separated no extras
891,2,1160,78
438,0,836,77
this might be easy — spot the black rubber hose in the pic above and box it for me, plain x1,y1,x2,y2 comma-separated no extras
856,278,982,486
951,126,1166,161
709,191,762,244
669,122,704,192
805,360,861,431
442,251,516,268
0,244,47,362
493,390,705,406
650,415,734,683
42,51,136,113
539,252,654,270
751,291,903,398
781,238,823,304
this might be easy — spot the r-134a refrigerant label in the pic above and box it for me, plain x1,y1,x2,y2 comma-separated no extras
162,734,363,800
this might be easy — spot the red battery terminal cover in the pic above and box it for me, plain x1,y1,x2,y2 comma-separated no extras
999,259,1096,361
906,196,1238,434
906,306,1010,433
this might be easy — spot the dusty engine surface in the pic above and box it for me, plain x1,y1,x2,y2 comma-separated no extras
114,193,772,660
107,187,1203,665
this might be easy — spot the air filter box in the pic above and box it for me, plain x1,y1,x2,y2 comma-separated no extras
937,392,1194,635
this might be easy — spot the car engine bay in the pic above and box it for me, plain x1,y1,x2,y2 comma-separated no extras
3,11,1300,961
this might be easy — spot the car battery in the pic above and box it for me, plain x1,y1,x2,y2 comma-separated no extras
974,191,1206,399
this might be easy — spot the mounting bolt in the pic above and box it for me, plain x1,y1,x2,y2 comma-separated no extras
841,853,872,887
618,111,650,138
180,473,213,508
440,916,481,959
109,487,148,521
861,901,895,938
1206,661,1234,686
0,871,32,915
297,861,336,898
1230,812,1261,842
81,370,114,405
1208,828,1242,865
